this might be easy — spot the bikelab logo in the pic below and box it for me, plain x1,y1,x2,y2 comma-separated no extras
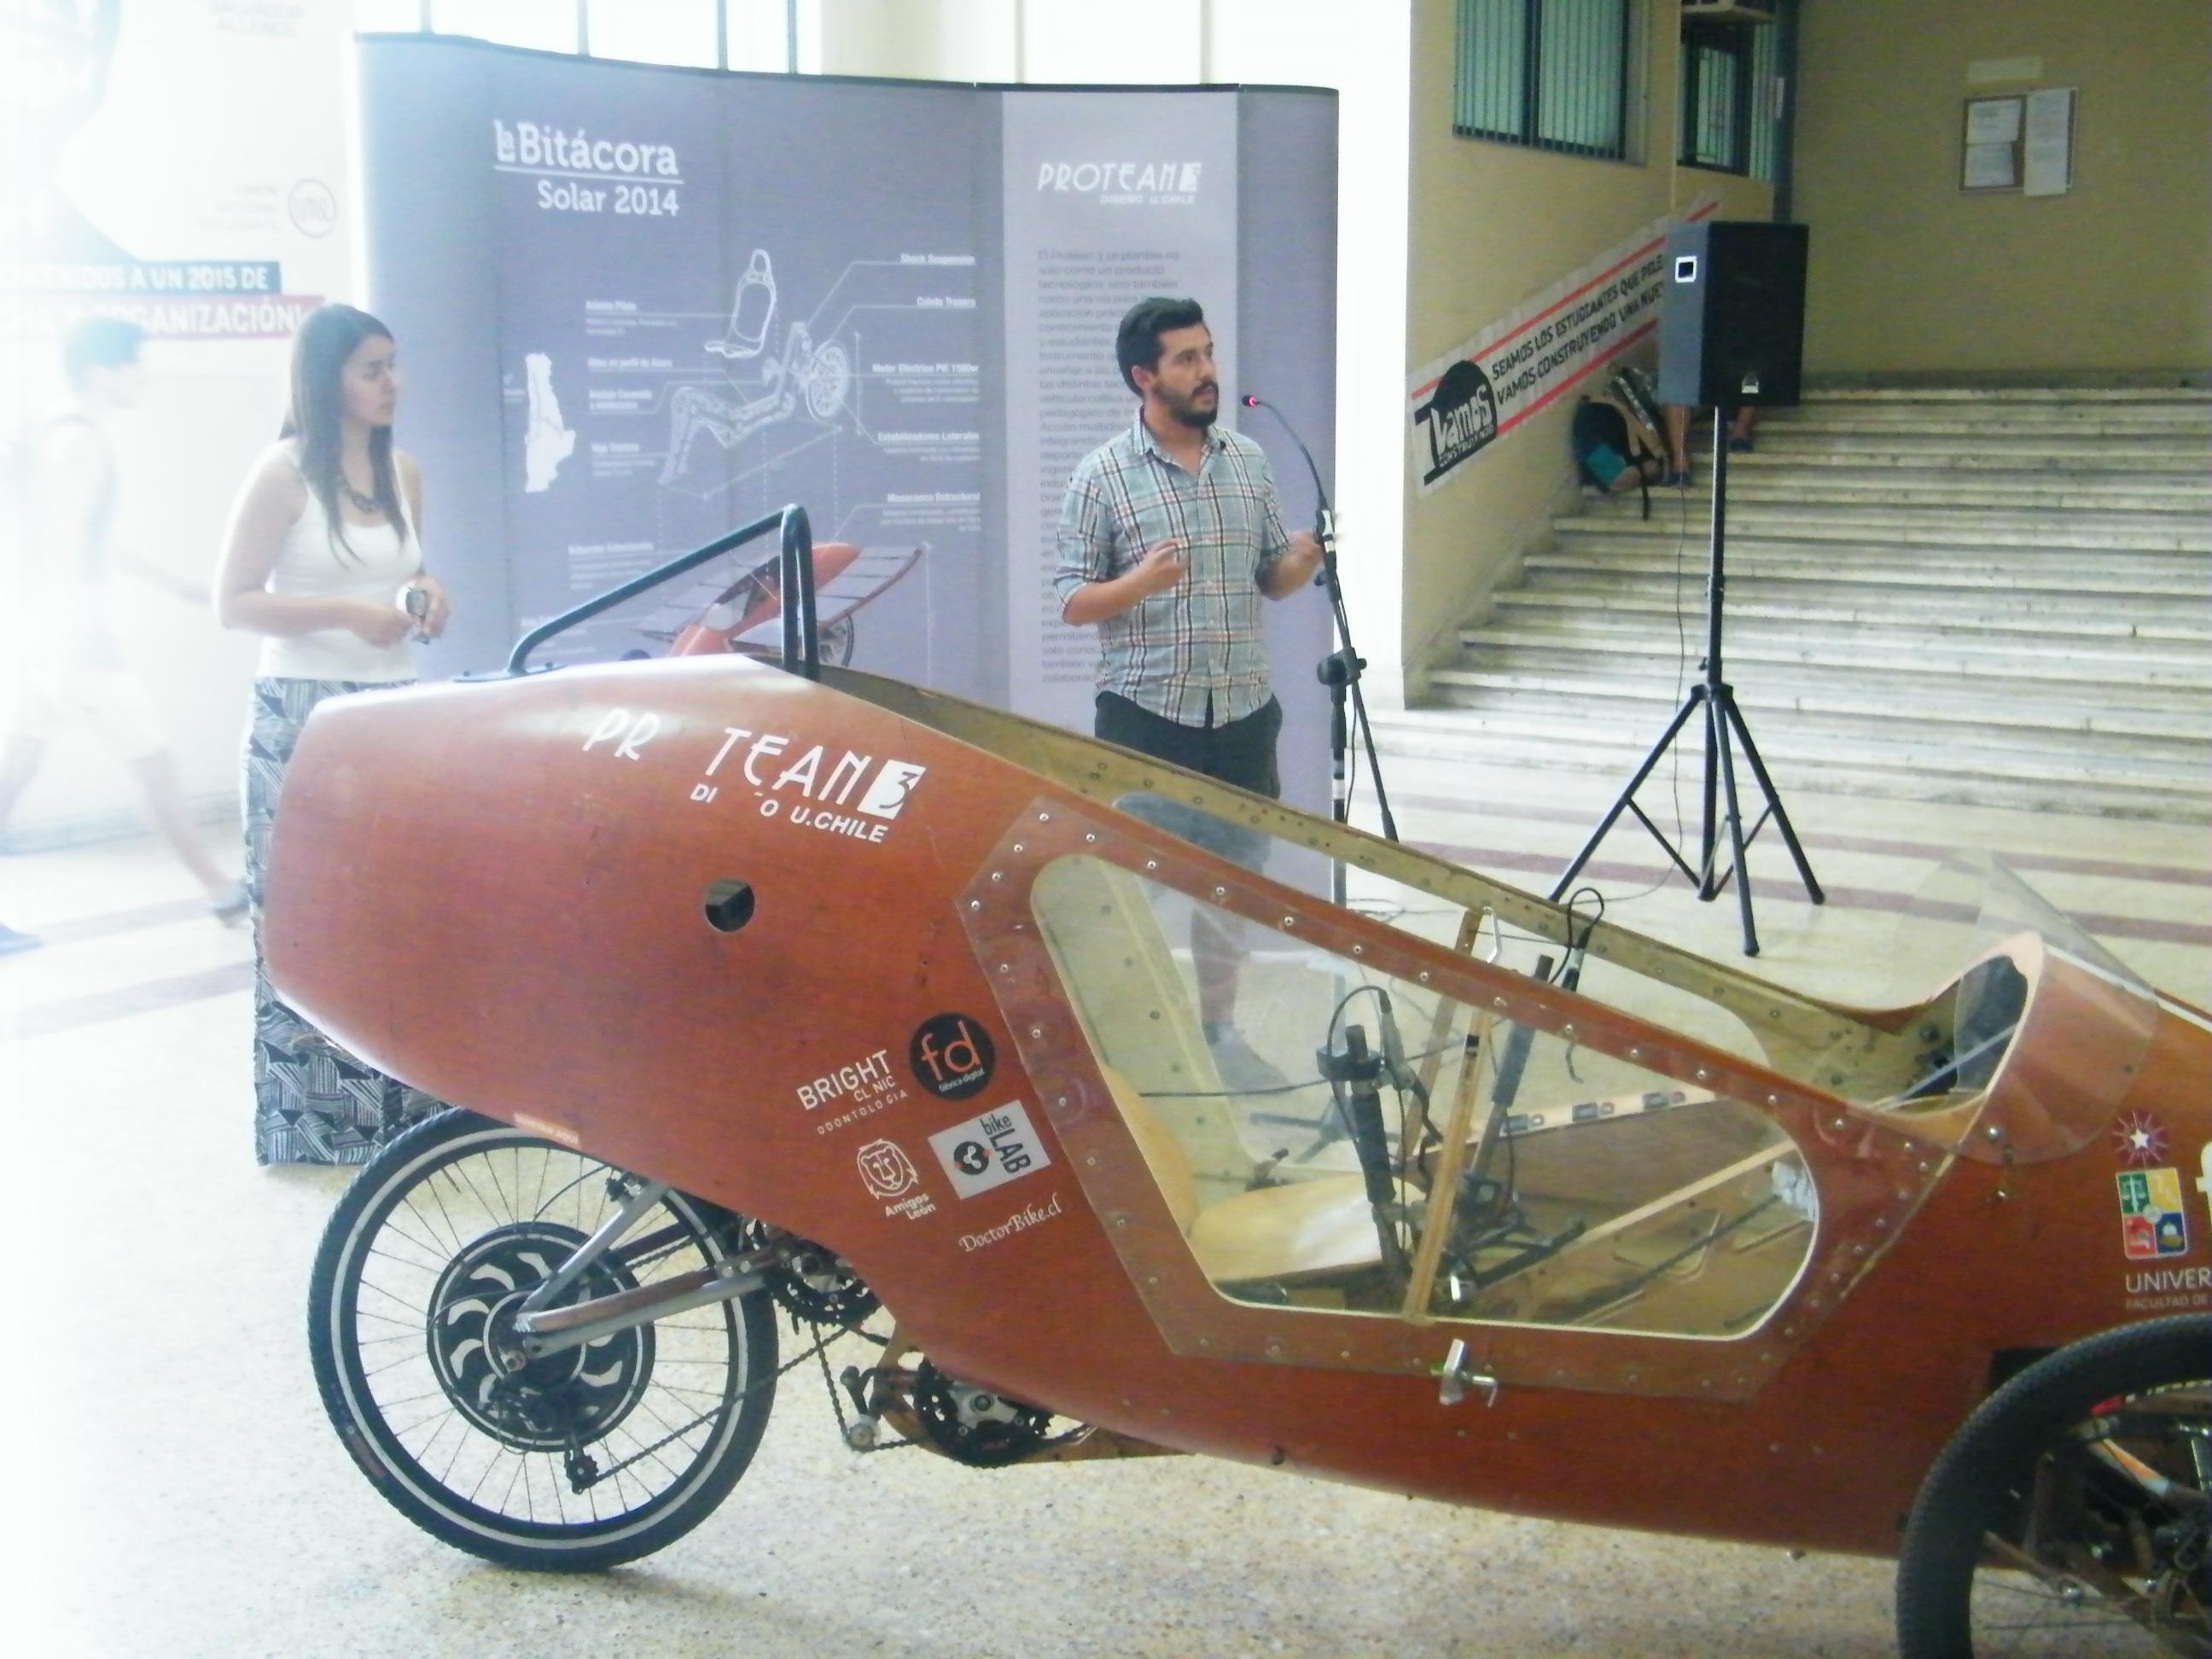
1035,160,1202,206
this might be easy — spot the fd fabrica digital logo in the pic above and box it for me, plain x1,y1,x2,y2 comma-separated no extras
910,1012,995,1101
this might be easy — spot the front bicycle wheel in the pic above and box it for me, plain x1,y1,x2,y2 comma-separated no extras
308,1109,777,1570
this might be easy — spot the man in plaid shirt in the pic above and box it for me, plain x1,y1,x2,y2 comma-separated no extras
1055,296,1322,1089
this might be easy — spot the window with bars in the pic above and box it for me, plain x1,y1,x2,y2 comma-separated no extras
1678,9,1787,180
1454,0,1635,161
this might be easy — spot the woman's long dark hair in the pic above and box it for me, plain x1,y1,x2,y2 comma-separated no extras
279,303,407,561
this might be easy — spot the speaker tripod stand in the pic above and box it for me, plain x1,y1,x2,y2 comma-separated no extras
1547,408,1823,955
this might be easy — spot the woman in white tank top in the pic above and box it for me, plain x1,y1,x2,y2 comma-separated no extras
214,303,455,1166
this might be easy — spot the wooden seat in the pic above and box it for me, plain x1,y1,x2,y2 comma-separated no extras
1103,1068,1381,1287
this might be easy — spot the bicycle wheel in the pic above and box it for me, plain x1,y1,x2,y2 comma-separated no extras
1895,1314,2212,1657
308,1109,777,1570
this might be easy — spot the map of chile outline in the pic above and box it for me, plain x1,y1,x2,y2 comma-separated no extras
523,352,578,492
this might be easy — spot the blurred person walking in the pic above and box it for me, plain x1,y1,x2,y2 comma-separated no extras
0,317,246,955
213,302,453,1164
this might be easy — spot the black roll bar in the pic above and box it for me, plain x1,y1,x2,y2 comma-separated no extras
502,503,820,681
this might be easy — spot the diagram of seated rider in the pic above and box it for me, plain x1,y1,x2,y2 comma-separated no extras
661,247,853,484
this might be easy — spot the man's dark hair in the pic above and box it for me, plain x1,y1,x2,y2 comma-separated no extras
61,316,145,388
1115,296,1205,397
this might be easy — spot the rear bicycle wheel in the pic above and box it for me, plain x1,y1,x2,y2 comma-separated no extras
1895,1314,2212,1656
307,1109,777,1570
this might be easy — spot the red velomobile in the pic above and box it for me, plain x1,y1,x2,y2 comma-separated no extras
270,509,2210,1656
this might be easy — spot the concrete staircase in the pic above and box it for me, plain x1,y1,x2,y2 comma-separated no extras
1377,387,2212,822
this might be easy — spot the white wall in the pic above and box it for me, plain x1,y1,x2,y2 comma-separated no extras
1796,0,2211,375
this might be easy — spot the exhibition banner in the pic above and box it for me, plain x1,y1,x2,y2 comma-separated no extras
355,37,1336,820
2,0,346,381
3,0,352,836
1406,196,1719,494
1000,91,1241,733
357,43,990,682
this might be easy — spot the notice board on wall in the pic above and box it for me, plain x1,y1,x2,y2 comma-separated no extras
354,36,1337,819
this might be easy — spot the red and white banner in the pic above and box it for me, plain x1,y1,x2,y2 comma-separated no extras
1407,196,1717,495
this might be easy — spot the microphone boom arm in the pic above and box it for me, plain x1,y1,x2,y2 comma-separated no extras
1241,393,1398,857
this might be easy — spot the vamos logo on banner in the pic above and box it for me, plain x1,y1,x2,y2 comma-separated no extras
1035,160,1202,207
1408,198,1717,494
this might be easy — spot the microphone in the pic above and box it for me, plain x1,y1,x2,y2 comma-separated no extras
1239,392,1334,563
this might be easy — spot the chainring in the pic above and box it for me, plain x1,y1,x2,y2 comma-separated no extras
761,1232,880,1326
911,1359,1052,1468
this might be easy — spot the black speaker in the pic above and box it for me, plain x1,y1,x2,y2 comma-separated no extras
1657,220,1807,407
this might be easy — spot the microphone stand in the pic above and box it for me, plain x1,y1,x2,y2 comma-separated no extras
1243,396,1398,907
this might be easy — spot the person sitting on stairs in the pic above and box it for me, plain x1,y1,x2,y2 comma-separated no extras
1662,403,1761,488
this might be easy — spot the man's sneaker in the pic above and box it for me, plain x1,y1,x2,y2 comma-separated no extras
0,923,41,956
208,881,249,926
1662,468,1691,488
1726,434,1755,454
1207,1027,1290,1095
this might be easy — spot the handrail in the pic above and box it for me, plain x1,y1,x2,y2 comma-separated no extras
502,503,819,678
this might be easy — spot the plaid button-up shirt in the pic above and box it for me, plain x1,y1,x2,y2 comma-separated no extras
1054,414,1292,727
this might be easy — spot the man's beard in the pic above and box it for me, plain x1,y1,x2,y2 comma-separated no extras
1166,382,1220,428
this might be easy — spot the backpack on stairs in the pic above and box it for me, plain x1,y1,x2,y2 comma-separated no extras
1571,394,1662,519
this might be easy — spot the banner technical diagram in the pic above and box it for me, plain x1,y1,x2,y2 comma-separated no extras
661,253,853,486
357,39,1333,756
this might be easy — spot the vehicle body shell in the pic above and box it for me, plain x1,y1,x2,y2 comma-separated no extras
265,653,2212,1558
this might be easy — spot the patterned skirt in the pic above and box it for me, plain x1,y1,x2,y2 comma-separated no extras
246,677,446,1166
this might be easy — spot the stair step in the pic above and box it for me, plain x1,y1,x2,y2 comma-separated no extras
1725,449,2209,475
1803,387,2209,405
1498,588,2212,643
1371,708,2211,821
1558,508,2211,552
1377,704,2212,789
1525,573,2206,629
1553,527,2212,567
1458,622,2212,690
1382,715,2211,795
1532,548,2211,596
1709,477,2210,511
1764,412,2212,437
1426,669,2211,752
1746,433,2209,460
